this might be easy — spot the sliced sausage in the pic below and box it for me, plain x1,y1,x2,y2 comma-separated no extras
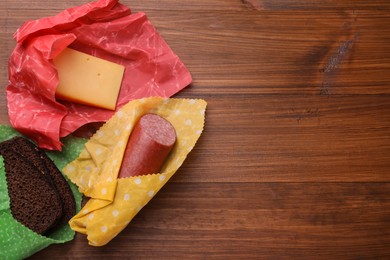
118,114,176,178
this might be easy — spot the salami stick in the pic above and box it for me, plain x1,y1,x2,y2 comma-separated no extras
118,114,176,178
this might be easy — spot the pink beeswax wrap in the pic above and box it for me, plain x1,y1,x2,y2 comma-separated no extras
7,0,192,151
63,97,207,246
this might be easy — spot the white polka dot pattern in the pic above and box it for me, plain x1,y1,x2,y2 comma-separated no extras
64,97,207,246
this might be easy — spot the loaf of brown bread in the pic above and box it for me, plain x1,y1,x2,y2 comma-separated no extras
0,136,76,234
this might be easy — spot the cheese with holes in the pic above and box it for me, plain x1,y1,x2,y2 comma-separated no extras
53,48,125,110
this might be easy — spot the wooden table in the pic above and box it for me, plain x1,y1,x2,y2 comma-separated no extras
1,0,390,258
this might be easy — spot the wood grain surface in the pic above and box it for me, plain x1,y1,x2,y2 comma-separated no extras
1,0,390,259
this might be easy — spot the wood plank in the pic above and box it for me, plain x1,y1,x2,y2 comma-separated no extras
172,94,390,183
1,9,388,96
1,90,389,183
148,10,390,94
1,40,389,182
29,182,390,259
0,9,10,121
3,93,389,183
0,1,389,259
2,0,390,11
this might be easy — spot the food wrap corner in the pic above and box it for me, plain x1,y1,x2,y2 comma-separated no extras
6,0,192,151
63,97,207,246
0,125,87,260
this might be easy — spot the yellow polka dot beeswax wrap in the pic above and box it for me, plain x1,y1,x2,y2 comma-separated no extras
63,97,207,246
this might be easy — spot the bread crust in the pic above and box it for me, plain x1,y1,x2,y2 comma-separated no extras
0,136,76,234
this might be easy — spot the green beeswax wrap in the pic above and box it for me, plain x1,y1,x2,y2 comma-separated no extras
0,125,86,260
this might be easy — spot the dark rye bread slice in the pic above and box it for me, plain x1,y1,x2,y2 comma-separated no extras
0,149,63,235
2,137,76,225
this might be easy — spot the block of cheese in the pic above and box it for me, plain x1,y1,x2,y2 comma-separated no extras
53,48,125,110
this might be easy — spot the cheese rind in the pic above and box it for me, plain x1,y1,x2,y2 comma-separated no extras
53,48,125,110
